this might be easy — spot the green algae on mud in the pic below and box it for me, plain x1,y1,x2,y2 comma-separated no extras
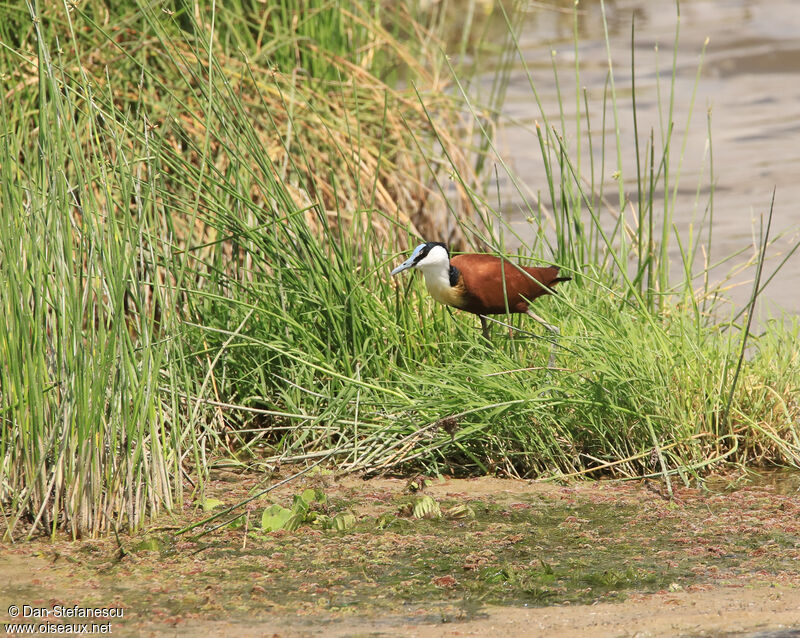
4,474,800,636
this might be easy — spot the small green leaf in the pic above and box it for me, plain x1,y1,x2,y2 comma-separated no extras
375,513,397,530
133,537,163,552
444,504,475,519
332,513,356,531
292,494,310,514
261,504,293,531
283,512,305,532
412,495,441,519
201,498,224,512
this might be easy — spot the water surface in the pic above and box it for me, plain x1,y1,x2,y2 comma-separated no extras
488,0,799,315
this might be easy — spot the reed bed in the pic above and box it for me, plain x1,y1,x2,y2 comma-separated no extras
1,0,798,539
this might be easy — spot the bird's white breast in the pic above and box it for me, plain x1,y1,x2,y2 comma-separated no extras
421,267,460,308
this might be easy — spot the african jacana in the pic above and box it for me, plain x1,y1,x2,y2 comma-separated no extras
391,242,569,361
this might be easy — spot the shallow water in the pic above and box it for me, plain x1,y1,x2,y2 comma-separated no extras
5,475,800,637
485,0,800,316
705,468,800,495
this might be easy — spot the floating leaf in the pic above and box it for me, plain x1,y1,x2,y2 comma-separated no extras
301,488,326,505
292,494,310,514
375,513,397,530
200,498,224,512
261,504,293,531
332,513,356,531
133,537,163,552
482,565,515,584
283,512,305,532
227,515,246,529
412,495,441,519
444,504,475,519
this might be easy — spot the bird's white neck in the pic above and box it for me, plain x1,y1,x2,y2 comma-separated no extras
420,263,460,308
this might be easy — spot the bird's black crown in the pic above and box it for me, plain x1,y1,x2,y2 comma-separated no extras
416,241,448,261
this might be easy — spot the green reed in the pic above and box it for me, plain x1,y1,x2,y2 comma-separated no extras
1,0,798,540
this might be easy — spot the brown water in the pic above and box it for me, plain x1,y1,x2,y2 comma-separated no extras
487,0,800,315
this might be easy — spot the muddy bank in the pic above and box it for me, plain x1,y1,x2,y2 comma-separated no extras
134,587,800,637
1,475,799,637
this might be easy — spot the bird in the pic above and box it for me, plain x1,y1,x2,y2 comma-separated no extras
391,241,569,362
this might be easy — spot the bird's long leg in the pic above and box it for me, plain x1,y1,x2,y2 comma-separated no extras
479,316,492,344
526,309,560,368
524,309,558,333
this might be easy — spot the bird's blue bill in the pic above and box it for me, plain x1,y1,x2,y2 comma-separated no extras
390,244,425,276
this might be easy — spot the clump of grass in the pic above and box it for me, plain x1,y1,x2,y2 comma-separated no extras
1,0,798,541
184,0,799,486
0,0,500,539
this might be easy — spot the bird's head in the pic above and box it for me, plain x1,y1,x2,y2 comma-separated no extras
390,242,450,276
